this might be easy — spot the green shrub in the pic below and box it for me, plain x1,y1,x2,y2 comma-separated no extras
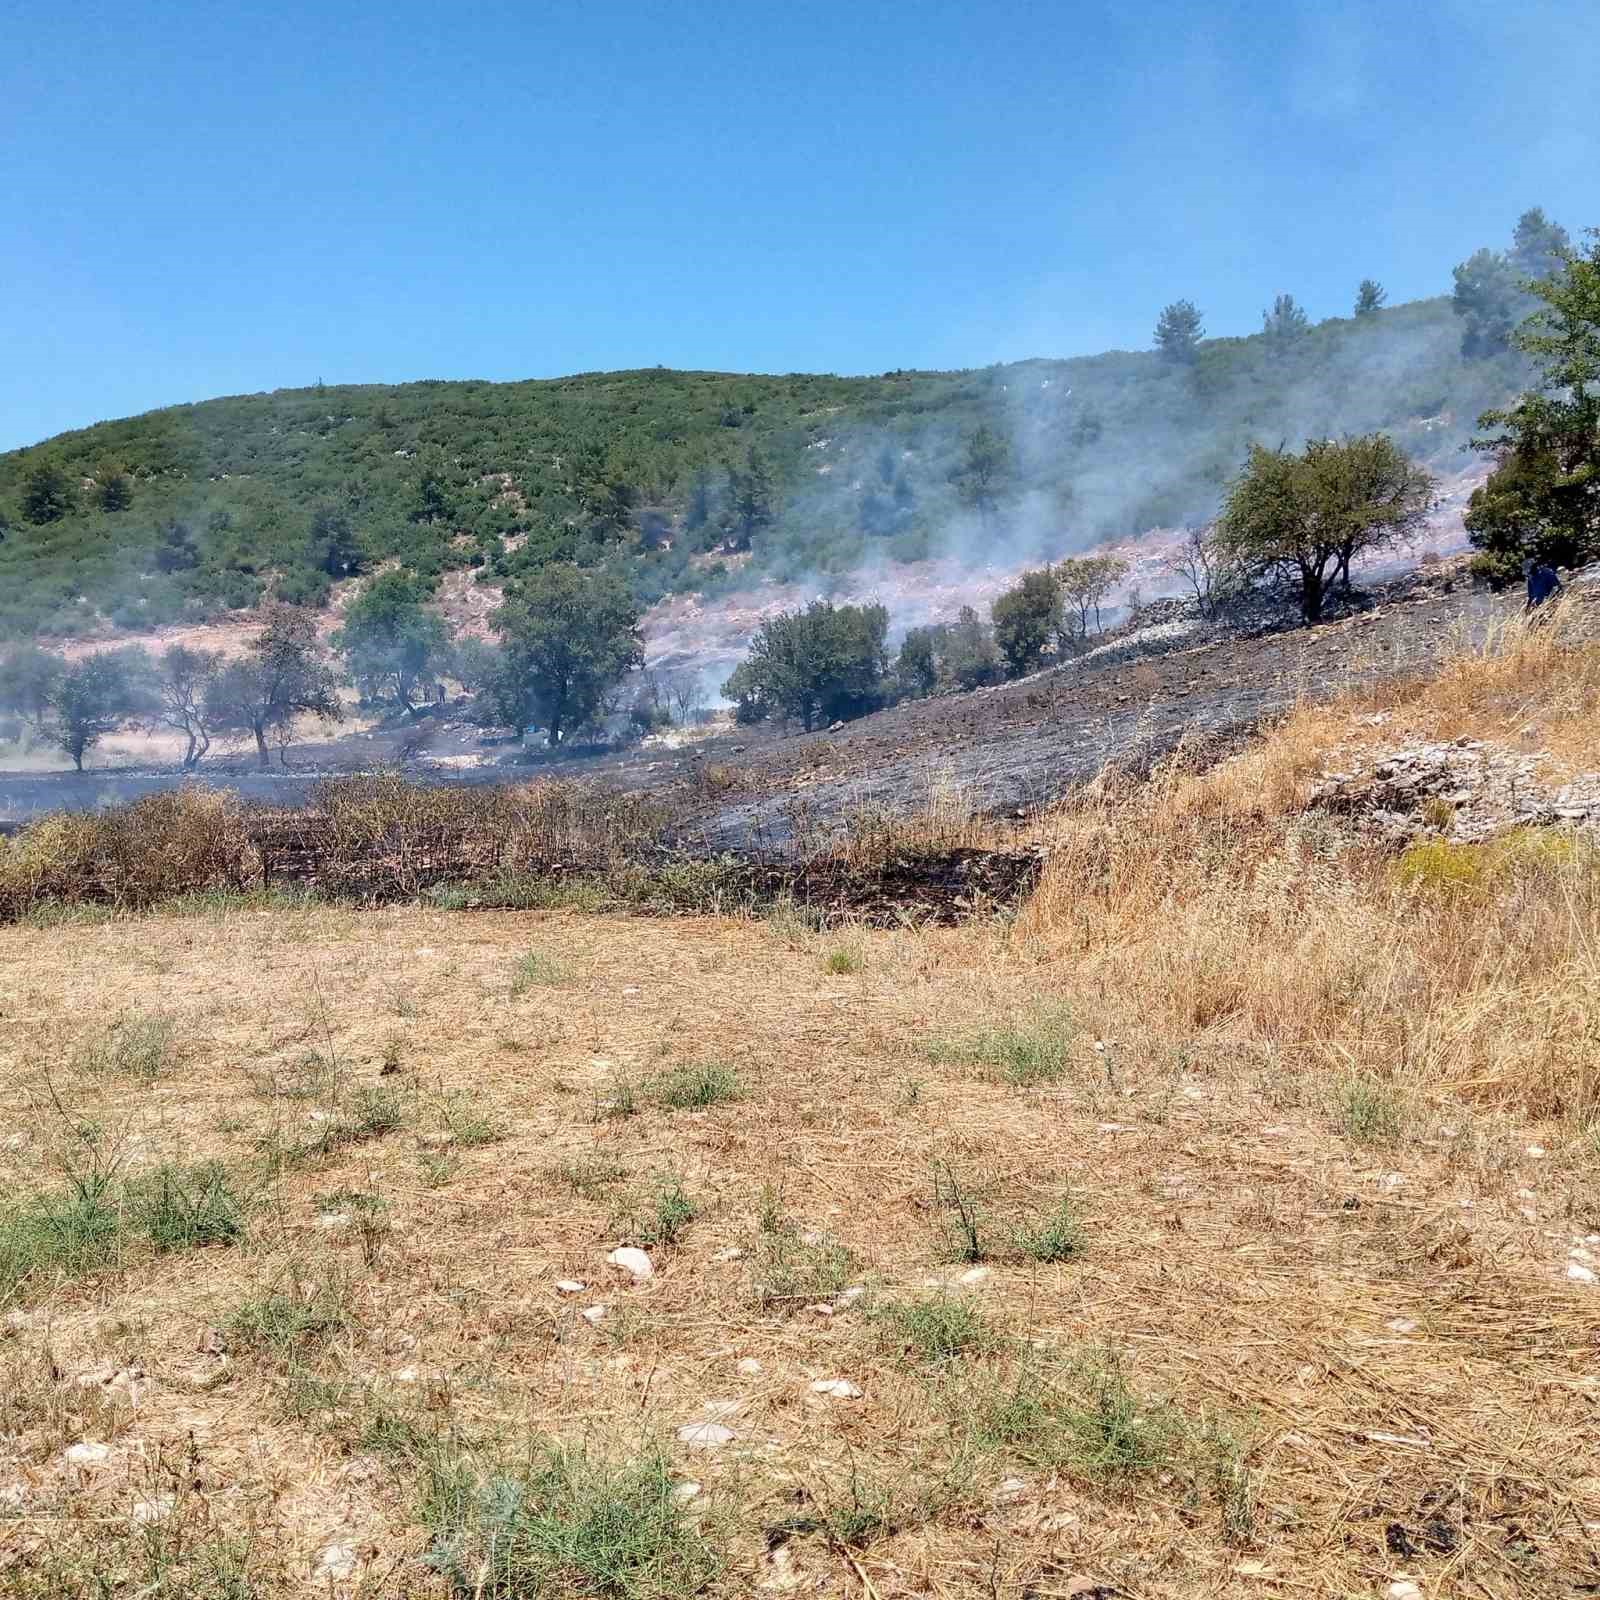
131,1162,246,1252
652,1062,741,1110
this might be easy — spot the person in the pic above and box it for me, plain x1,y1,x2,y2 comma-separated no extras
1527,559,1563,613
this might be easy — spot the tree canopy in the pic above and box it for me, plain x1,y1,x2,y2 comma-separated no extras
1154,300,1204,363
1214,434,1435,622
723,601,888,731
206,606,342,768
334,569,447,714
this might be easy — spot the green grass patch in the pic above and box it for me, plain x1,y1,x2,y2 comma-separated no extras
925,1007,1075,1086
1335,1072,1404,1143
652,1061,742,1110
611,1174,697,1249
74,1011,177,1079
130,1162,246,1253
420,1441,718,1599
751,1229,856,1308
1011,1196,1086,1262
511,949,571,994
878,1295,995,1362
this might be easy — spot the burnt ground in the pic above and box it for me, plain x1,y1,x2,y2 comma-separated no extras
0,570,1513,851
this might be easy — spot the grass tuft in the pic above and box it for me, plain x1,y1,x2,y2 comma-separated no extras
878,1295,995,1362
926,1008,1075,1086
652,1061,742,1110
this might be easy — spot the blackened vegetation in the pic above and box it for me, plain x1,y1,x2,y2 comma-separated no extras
0,776,1044,927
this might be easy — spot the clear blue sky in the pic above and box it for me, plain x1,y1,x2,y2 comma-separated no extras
3,0,1596,451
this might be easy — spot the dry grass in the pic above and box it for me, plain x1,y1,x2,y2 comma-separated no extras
2,614,1600,1596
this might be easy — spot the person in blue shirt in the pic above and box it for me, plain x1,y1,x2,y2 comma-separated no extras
1527,560,1563,613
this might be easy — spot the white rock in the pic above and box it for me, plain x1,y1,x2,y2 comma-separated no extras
672,1480,702,1504
1527,1144,1548,1159
994,1476,1028,1502
1518,1188,1537,1200
1387,1582,1422,1600
676,1421,735,1448
317,1212,351,1229
810,1378,863,1399
1568,1263,1597,1285
1386,1318,1418,1334
836,1286,866,1306
711,1246,745,1263
314,1544,359,1583
960,1267,991,1286
608,1247,654,1280
131,1493,176,1525
806,1302,834,1316
63,1442,111,1467
736,1357,763,1376
393,1366,419,1383
554,1279,587,1295
581,1305,608,1324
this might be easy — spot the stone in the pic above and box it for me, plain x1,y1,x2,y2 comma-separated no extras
131,1493,176,1525
736,1357,763,1376
676,1421,735,1448
608,1247,654,1280
1567,1263,1597,1285
581,1305,608,1324
554,1279,587,1295
1387,1582,1422,1600
810,1378,862,1399
672,1480,702,1504
63,1442,111,1467
806,1303,834,1317
836,1286,866,1306
711,1246,745,1263
959,1266,991,1286
314,1545,359,1583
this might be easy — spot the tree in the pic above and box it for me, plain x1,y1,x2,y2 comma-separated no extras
48,652,139,771
22,461,73,525
0,644,64,737
1452,247,1521,358
721,452,775,552
895,626,941,699
1055,555,1129,645
991,568,1063,677
149,644,223,768
447,635,502,696
93,465,133,512
1154,300,1204,364
1262,294,1310,347
307,504,365,577
941,606,1005,689
953,425,1011,524
490,563,643,746
334,569,448,716
206,606,342,769
1511,207,1572,285
684,464,714,532
1214,435,1435,623
411,457,454,525
1162,525,1230,616
1467,229,1600,580
153,519,200,574
1354,279,1387,318
722,601,889,731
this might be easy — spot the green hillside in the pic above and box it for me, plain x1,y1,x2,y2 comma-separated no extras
0,296,1527,640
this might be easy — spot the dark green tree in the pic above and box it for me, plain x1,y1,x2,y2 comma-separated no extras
307,503,365,577
1154,300,1204,363
149,644,224,768
721,451,775,552
412,456,455,525
22,461,73,525
1214,435,1435,622
1452,248,1521,358
953,425,1011,524
1262,294,1310,347
722,601,888,731
1511,207,1573,285
93,465,133,512
48,652,139,770
153,519,201,574
0,643,64,736
991,568,1063,676
1354,279,1387,318
1467,229,1600,580
684,464,714,532
490,563,643,746
894,626,940,699
940,606,1005,689
206,606,342,768
1055,554,1129,645
334,569,448,715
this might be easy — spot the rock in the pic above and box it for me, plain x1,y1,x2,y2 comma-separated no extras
736,1357,763,1376
1527,1145,1548,1159
63,1442,111,1467
1568,1263,1597,1285
810,1378,862,1399
672,1480,702,1504
608,1247,654,1280
711,1246,745,1263
959,1267,991,1286
1386,1318,1418,1335
994,1476,1028,1502
676,1421,735,1448
836,1286,866,1306
1387,1582,1422,1600
581,1305,608,1324
554,1279,587,1296
314,1544,359,1583
130,1493,176,1525
806,1302,834,1317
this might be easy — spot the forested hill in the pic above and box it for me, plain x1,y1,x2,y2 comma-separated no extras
0,290,1529,640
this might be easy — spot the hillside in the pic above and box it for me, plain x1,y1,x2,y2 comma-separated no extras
0,293,1528,643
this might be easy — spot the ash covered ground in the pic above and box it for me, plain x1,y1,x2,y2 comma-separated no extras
0,560,1511,854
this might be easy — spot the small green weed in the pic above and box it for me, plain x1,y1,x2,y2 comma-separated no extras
751,1229,855,1308
1336,1073,1404,1143
511,950,570,995
1011,1196,1085,1263
131,1163,246,1253
652,1061,741,1110
612,1174,697,1249
926,1007,1075,1087
75,1012,177,1079
878,1296,995,1362
821,946,862,976
930,1161,990,1262
229,1273,346,1359
555,1153,628,1198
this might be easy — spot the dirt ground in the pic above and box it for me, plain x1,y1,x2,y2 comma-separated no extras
1,885,1596,1597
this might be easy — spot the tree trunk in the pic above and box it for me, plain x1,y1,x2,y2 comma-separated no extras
1301,567,1326,624
254,725,271,770
182,731,198,769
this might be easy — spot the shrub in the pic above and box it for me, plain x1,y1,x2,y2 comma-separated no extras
131,1162,246,1252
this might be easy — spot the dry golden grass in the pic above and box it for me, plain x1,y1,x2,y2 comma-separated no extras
3,611,1600,1597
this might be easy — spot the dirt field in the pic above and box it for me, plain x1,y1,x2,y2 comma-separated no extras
5,603,1600,1598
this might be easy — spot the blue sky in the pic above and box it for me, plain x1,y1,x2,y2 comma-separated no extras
3,0,1596,451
